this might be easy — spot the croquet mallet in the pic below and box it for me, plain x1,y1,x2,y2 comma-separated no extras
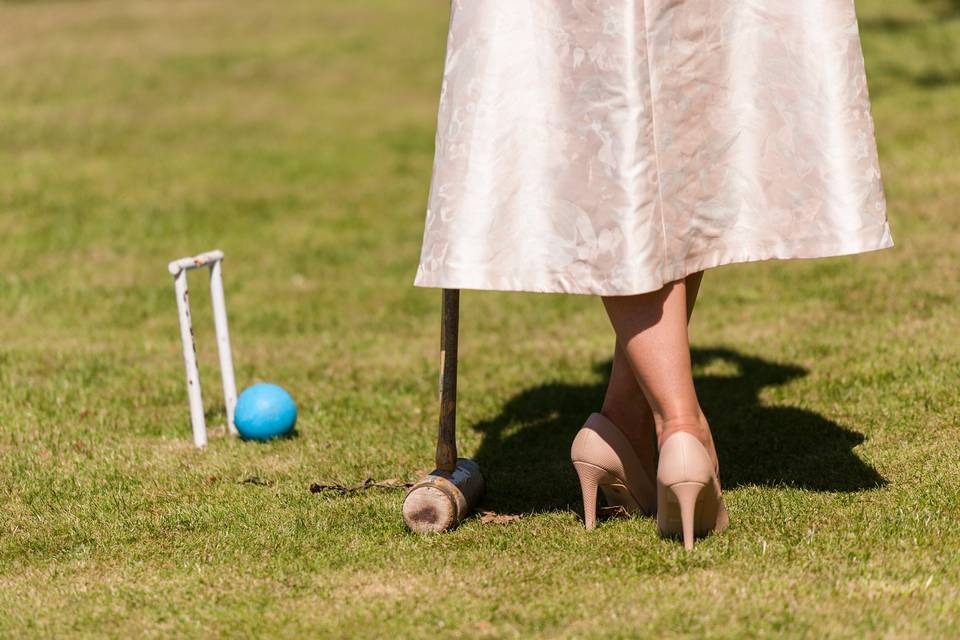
402,289,485,533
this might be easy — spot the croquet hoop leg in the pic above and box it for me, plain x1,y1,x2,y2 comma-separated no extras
173,269,207,448
209,259,238,434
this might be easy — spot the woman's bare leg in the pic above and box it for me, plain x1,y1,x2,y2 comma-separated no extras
600,274,718,474
600,273,704,481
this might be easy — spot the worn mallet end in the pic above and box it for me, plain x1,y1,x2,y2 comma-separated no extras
402,458,485,534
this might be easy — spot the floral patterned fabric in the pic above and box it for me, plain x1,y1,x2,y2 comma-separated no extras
414,0,894,296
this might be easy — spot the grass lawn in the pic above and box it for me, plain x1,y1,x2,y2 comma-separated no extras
1,0,959,637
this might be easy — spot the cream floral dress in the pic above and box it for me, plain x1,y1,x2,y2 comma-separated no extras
414,1,894,295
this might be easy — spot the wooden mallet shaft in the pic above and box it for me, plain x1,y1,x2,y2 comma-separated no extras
402,289,485,533
435,287,459,473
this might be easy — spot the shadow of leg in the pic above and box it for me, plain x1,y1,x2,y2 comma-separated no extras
692,347,887,491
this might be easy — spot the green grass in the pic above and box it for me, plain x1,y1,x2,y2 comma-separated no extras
1,0,959,637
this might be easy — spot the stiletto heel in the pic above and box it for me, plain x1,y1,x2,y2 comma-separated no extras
570,413,656,529
656,431,728,550
667,481,706,550
572,461,604,530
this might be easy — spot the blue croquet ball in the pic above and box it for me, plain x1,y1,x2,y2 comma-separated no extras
234,383,297,441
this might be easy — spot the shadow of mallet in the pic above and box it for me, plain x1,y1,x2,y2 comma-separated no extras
402,289,485,533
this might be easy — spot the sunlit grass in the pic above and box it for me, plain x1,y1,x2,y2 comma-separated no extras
1,0,958,637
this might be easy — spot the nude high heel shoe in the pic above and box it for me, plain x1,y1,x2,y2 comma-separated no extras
656,431,729,550
570,412,656,530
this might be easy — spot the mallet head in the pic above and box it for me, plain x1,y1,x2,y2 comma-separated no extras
402,458,484,534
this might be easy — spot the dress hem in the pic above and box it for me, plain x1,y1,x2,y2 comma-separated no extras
412,221,894,296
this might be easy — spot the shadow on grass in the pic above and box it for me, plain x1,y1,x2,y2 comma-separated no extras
470,347,887,515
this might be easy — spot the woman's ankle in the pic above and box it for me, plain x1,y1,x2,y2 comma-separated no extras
659,414,707,437
600,399,655,438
